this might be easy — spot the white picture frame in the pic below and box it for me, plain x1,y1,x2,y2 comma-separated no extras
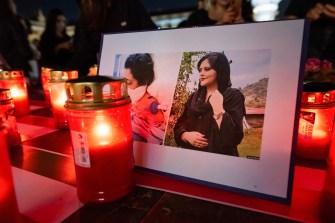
99,19,309,203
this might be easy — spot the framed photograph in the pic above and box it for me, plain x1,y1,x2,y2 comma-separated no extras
99,19,309,204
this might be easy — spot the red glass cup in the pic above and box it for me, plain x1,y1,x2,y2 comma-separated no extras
65,76,135,203
0,113,20,223
49,70,78,128
41,67,53,107
0,70,30,116
297,82,335,160
0,88,21,147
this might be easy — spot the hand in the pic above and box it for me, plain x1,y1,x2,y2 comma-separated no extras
209,90,224,114
306,3,324,21
233,8,244,23
55,40,73,53
182,132,208,149
324,4,335,18
218,7,236,24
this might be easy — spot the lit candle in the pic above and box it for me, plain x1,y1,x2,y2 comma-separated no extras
297,82,335,160
49,70,78,128
41,67,53,107
0,70,30,116
0,88,21,147
88,64,98,76
0,113,20,223
65,76,135,203
319,131,335,221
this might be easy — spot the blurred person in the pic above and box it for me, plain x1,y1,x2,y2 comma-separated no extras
178,0,245,27
19,17,41,85
67,0,157,77
285,0,335,63
174,52,245,156
39,8,73,70
123,53,166,144
0,0,33,76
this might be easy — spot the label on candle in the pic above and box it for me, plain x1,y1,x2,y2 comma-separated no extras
299,111,315,140
71,131,91,167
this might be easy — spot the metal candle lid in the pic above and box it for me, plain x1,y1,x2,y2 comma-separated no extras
49,70,78,83
301,82,335,107
0,70,24,80
0,88,13,105
64,75,130,110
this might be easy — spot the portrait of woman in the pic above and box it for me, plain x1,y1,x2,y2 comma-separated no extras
173,52,245,156
123,53,166,145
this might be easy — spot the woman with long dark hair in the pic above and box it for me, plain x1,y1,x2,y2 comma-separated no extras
39,8,73,69
174,52,245,156
0,0,33,75
67,0,157,76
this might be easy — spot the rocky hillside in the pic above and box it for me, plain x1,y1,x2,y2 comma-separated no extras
240,78,268,108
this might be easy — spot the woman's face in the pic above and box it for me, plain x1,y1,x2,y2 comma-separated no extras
198,59,217,88
123,68,139,90
55,15,66,33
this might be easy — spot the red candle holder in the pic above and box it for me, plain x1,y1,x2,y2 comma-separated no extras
319,131,335,221
0,113,20,223
49,70,78,128
297,82,335,160
0,70,30,116
65,76,135,204
88,64,98,76
41,67,53,107
0,88,21,147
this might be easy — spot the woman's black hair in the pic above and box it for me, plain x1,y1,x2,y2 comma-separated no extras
0,0,15,19
45,8,67,36
197,52,231,93
124,53,155,86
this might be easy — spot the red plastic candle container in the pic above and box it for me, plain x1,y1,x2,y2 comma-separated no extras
0,70,30,116
297,82,335,160
0,88,21,147
65,76,135,203
49,70,78,128
88,64,98,76
0,113,20,223
41,67,53,107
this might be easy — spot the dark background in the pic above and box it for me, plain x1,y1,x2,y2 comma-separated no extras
15,0,199,23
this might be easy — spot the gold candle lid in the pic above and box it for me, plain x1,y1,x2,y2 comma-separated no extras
49,70,78,83
41,67,53,78
64,75,130,110
0,70,24,80
301,82,335,107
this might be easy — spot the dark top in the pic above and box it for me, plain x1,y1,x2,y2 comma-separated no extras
285,0,335,62
178,1,253,28
178,9,216,27
174,87,245,156
0,17,33,74
39,32,73,69
67,0,157,76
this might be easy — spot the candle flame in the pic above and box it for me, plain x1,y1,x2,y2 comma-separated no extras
95,123,110,136
53,92,67,106
94,123,112,146
10,87,25,98
314,129,328,139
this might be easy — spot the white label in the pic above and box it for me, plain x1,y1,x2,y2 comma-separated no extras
71,130,91,167
299,111,315,140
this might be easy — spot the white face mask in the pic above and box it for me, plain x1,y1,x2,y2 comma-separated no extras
128,85,147,103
